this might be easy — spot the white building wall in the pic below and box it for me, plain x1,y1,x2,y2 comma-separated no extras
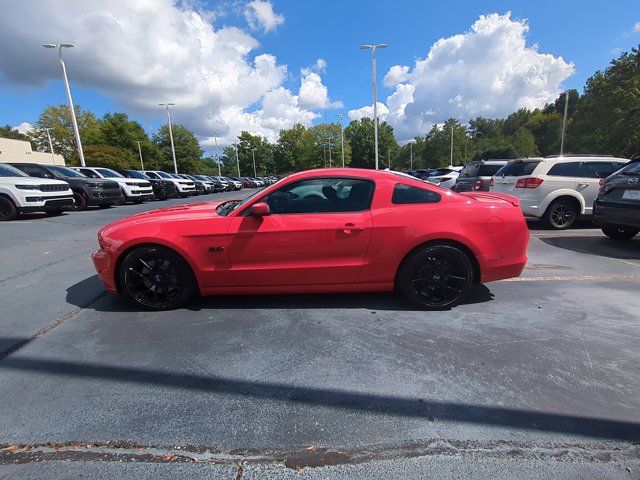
0,137,66,165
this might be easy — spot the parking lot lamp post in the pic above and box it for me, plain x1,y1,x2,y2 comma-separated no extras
159,103,178,174
360,43,387,170
44,128,55,164
336,113,346,167
409,140,413,170
43,43,85,167
450,126,454,167
560,90,569,156
328,139,332,167
251,148,257,177
213,130,221,176
234,142,241,177
136,141,144,170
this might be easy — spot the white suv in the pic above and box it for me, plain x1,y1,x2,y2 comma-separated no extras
491,155,629,229
73,167,153,203
0,163,74,221
142,170,196,197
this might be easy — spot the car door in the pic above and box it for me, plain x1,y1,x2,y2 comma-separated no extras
226,177,374,286
576,162,619,214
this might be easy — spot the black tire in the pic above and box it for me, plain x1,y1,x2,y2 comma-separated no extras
602,226,639,240
119,245,197,310
99,204,112,209
0,197,18,221
397,244,474,310
545,199,578,230
71,192,87,211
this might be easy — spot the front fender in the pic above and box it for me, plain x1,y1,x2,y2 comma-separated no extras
539,189,586,214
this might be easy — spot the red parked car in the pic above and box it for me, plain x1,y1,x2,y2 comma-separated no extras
92,168,529,310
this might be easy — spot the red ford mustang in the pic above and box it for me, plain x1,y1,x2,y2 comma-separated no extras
92,168,528,310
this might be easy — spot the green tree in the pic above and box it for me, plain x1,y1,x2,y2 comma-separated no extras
99,112,161,169
569,46,640,157
152,124,204,173
273,124,322,173
30,104,104,162
345,118,398,169
72,144,137,169
422,119,469,167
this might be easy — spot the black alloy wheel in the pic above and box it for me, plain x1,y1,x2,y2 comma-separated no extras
119,246,196,310
546,200,577,230
398,244,473,309
0,197,17,221
602,226,639,240
71,192,87,211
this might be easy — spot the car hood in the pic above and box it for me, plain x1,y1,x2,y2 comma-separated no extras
4,177,69,186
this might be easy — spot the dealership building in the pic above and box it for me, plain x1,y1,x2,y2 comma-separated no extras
0,137,66,166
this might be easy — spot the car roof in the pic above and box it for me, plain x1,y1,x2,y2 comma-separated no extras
540,155,628,163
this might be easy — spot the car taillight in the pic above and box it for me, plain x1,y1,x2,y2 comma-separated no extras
515,177,543,189
489,178,494,187
474,180,484,190
598,178,606,187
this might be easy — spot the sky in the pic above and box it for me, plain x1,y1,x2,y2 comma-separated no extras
0,0,638,151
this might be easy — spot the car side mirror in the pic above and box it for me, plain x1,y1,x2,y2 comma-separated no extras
250,202,270,217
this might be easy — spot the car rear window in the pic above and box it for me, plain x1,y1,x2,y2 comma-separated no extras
459,163,480,177
495,161,540,177
392,184,441,204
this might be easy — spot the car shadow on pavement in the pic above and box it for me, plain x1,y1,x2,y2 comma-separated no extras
66,277,494,313
0,355,638,443
539,236,640,260
526,218,595,231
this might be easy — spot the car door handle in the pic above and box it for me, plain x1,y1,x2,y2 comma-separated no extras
577,183,589,188
341,223,365,234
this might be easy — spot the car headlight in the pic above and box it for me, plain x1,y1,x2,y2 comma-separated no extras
15,184,38,190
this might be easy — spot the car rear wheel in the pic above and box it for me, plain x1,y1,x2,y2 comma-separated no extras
397,244,473,310
0,197,17,221
120,245,197,310
71,192,87,211
602,226,639,240
545,200,577,230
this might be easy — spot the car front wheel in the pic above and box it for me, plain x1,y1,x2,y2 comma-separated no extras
119,245,197,310
602,226,639,240
397,244,473,310
0,197,17,221
545,200,578,230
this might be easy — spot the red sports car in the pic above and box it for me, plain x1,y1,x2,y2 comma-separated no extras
92,168,528,310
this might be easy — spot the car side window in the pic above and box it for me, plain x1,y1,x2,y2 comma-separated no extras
392,184,441,204
23,165,53,178
546,162,581,177
577,162,616,179
77,168,99,178
264,178,374,214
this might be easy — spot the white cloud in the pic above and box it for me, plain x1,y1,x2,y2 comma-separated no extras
347,102,390,122
352,13,574,142
13,122,34,134
634,22,640,32
298,69,343,110
0,0,335,147
244,0,284,33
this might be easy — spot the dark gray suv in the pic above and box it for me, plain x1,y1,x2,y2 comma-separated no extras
452,160,507,192
593,161,640,239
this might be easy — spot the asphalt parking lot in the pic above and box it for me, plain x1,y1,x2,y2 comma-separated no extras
1,192,640,479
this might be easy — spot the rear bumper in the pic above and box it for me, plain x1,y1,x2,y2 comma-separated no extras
480,259,527,283
593,201,640,229
91,249,118,294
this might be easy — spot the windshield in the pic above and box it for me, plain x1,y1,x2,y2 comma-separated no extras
0,164,27,177
123,170,150,180
48,166,87,178
95,168,123,178
619,162,640,174
154,172,173,179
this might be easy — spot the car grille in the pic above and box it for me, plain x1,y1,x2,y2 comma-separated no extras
102,182,120,190
39,184,68,192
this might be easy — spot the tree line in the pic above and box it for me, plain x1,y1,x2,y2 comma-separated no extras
2,45,638,176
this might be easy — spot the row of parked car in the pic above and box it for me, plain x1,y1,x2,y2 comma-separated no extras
0,161,277,221
407,154,639,237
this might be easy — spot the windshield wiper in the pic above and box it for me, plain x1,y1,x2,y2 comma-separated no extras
621,171,640,176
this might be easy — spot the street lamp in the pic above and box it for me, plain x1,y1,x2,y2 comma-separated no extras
409,140,414,170
159,102,178,173
327,139,332,167
560,90,570,156
360,43,387,170
136,141,144,170
43,128,55,164
234,142,241,177
43,43,85,166
212,130,221,176
251,148,257,177
335,113,346,167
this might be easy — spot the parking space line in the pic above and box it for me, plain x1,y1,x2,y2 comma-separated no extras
501,274,640,282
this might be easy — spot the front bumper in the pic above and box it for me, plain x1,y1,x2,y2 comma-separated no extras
91,249,118,294
593,201,640,229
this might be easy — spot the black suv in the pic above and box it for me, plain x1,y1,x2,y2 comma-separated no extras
593,161,640,239
117,169,177,200
9,163,123,210
452,160,507,192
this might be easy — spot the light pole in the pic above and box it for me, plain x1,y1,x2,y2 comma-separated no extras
159,102,178,173
336,113,346,167
560,90,570,156
136,141,144,170
213,130,221,176
360,43,387,170
409,140,414,170
327,139,332,167
251,148,257,177
450,126,454,167
43,128,56,164
234,142,241,177
43,43,85,166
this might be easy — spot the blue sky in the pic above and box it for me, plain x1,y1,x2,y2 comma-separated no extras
0,0,638,148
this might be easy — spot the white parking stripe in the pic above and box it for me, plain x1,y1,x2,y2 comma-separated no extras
501,274,640,282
